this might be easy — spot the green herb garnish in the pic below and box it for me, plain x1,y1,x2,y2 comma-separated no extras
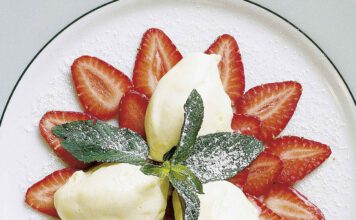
52,120,148,165
171,89,204,165
53,89,264,220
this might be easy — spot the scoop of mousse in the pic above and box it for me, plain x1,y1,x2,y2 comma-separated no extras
173,181,259,220
145,53,233,161
54,163,169,220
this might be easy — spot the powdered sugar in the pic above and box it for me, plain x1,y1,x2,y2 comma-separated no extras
184,133,263,183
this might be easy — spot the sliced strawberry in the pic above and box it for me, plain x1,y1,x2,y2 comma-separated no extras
245,193,263,209
246,194,282,220
259,207,283,220
243,153,282,196
264,185,325,220
231,113,262,139
133,28,182,98
265,136,331,185
118,90,148,138
72,55,133,120
236,81,302,141
229,167,249,188
25,168,76,217
205,34,245,104
39,111,93,168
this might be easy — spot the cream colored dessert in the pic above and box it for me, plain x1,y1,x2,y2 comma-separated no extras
54,163,169,220
145,53,233,161
172,181,259,220
54,53,257,220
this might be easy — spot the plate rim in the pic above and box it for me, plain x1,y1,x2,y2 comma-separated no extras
1,0,355,127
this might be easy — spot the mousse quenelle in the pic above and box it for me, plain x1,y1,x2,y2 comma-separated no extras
54,163,169,220
146,53,233,161
173,181,259,220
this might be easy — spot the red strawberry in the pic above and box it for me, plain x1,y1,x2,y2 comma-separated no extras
231,113,262,139
259,207,283,220
246,194,282,220
243,153,282,196
39,111,93,168
265,136,331,185
133,28,182,98
259,206,283,220
229,167,249,188
118,90,148,138
205,34,245,104
72,55,133,120
236,81,302,142
264,185,325,220
246,193,262,208
25,168,76,217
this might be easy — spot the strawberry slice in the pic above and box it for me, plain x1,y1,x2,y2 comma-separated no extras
236,81,302,142
205,34,245,104
228,167,249,188
231,113,262,139
265,136,331,185
243,153,282,196
246,194,282,220
246,193,262,208
264,185,325,220
72,55,133,120
25,168,76,217
39,111,93,168
133,28,182,98
118,90,148,138
259,206,283,220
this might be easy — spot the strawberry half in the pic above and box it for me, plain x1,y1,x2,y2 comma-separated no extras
118,90,148,138
246,194,282,220
228,167,249,188
264,185,325,220
265,136,331,185
236,81,302,142
133,28,182,98
231,113,262,139
25,168,76,217
205,34,245,104
72,55,133,120
39,111,93,168
243,153,282,196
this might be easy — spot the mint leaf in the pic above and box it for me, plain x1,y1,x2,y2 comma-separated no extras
52,120,148,165
140,163,168,178
183,132,264,183
171,164,203,194
172,89,204,164
169,171,200,220
163,147,177,161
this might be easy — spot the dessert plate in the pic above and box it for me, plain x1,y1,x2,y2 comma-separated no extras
0,0,355,219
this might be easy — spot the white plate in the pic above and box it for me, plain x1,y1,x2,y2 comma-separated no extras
0,0,355,219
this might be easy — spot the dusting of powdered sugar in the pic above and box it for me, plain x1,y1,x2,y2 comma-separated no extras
1,0,355,219
184,133,263,183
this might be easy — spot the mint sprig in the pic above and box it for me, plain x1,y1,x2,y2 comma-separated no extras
171,89,204,165
169,171,200,220
141,162,203,194
53,90,264,220
52,120,148,165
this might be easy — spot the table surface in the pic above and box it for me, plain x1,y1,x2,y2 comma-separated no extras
1,0,355,117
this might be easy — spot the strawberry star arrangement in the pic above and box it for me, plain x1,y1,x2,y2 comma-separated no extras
26,28,331,220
